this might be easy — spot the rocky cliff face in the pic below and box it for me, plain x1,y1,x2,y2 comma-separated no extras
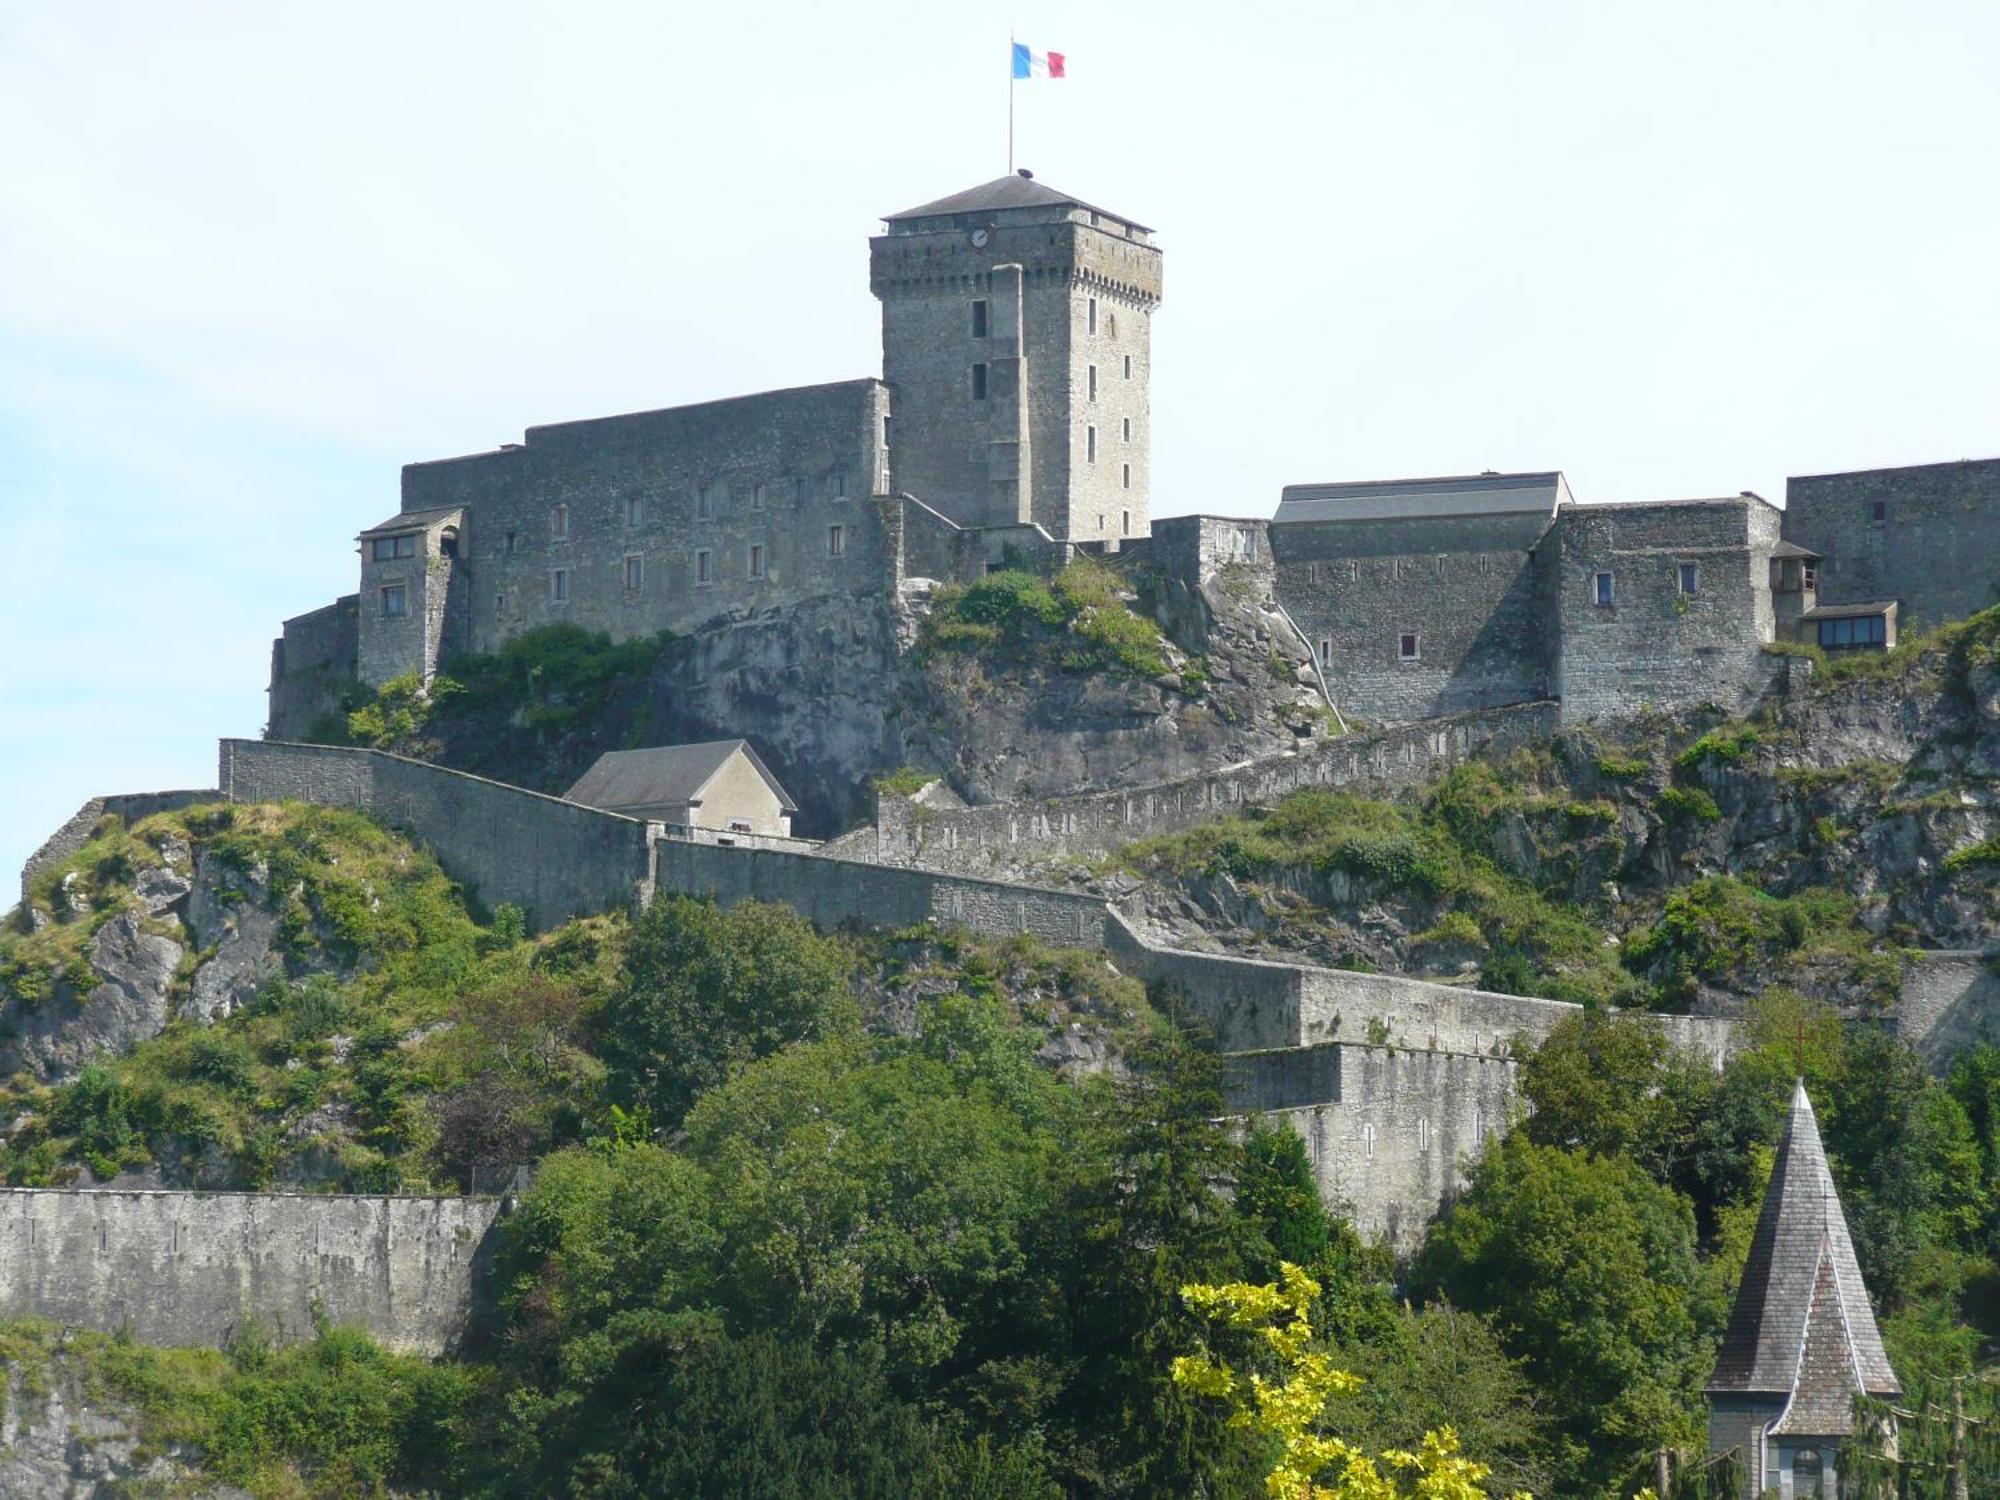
0,1358,237,1498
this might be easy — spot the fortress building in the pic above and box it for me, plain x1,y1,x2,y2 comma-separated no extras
268,171,2000,733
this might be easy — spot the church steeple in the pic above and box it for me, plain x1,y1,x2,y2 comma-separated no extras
1706,1080,1901,1498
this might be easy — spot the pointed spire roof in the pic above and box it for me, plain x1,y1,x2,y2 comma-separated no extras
1707,1082,1901,1417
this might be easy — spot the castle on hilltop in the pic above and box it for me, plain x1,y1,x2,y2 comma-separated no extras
269,170,2000,732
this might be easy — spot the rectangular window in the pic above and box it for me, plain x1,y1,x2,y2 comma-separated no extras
1318,638,1332,666
751,483,765,511
1087,425,1097,463
698,486,715,519
624,555,643,591
828,524,845,557
380,583,407,618
1594,571,1614,607
1871,500,1887,522
1122,417,1131,441
1087,297,1098,334
1803,563,1817,591
831,472,847,500
971,362,989,400
1123,354,1132,379
551,505,569,540
504,531,516,556
1088,364,1097,402
749,543,765,579
626,496,643,528
1400,632,1420,660
1121,510,1131,536
1121,463,1131,490
696,549,712,585
1818,613,1888,649
971,299,989,338
793,475,808,505
371,533,416,561
1678,562,1699,595
550,569,569,603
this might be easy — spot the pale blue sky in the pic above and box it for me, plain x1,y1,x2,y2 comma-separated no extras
4,0,1997,887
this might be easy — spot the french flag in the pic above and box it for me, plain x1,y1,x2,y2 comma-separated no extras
1011,42,1065,79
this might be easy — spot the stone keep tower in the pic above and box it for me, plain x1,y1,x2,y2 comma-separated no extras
871,173,1163,543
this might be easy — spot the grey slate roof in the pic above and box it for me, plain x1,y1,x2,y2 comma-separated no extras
885,175,1150,231
1707,1082,1900,1405
1771,1242,1871,1436
1770,540,1822,560
1802,601,1899,620
359,506,462,537
565,740,796,815
1274,472,1571,526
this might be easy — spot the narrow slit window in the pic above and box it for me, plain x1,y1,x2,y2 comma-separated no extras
1594,571,1615,607
1318,638,1332,666
626,496,643,527
1678,562,1699,595
828,524,845,557
624,555,643,592
1121,463,1131,490
549,568,569,603
749,543,765,579
1086,425,1097,463
971,362,989,400
551,504,569,540
971,299,989,338
1122,417,1131,441
695,549,713,585
1121,510,1131,536
1123,353,1132,379
1087,364,1098,402
751,483,765,511
1087,296,1098,334
830,472,847,500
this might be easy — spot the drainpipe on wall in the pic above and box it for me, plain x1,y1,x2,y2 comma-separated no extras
1271,598,1348,735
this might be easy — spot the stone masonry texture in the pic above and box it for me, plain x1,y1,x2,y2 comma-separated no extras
0,1189,500,1355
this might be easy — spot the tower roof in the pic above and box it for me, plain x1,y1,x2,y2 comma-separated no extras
1706,1082,1900,1418
884,174,1152,232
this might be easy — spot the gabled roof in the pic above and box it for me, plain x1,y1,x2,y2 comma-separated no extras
1707,1082,1900,1405
565,740,796,815
884,174,1151,231
1274,471,1570,526
359,506,462,537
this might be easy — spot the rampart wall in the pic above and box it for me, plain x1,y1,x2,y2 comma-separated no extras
1899,950,2000,1069
268,594,359,736
864,701,1559,874
18,790,217,907
1785,458,2000,629
219,740,653,931
0,1190,500,1355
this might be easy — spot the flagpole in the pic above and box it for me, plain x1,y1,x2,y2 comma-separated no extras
1007,28,1015,174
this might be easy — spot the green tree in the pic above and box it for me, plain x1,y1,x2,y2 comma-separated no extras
599,895,854,1125
1412,1136,1703,1493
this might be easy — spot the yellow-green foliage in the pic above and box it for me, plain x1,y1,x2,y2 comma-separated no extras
1174,1264,1530,1499
923,557,1176,681
1622,875,1900,1007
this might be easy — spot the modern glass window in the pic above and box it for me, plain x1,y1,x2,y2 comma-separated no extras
1400,633,1420,660
971,299,989,338
749,543,765,579
549,569,569,602
1678,562,1699,595
695,549,712,585
1817,613,1887,649
551,505,569,540
371,533,416,561
1594,572,1615,606
828,524,845,557
380,583,407,617
624,555,643,591
971,362,988,400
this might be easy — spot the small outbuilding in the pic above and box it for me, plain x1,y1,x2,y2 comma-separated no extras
565,740,796,837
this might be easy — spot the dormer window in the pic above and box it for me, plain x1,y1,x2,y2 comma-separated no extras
371,533,416,562
551,504,570,541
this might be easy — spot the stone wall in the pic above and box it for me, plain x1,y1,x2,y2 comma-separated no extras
219,740,652,931
863,701,1560,875
18,791,216,908
1898,949,2000,1069
1272,510,1555,723
267,595,359,738
1553,498,1789,723
396,379,896,658
1785,458,2000,630
0,1189,501,1355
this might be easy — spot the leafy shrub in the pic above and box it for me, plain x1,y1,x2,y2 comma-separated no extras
1657,785,1722,824
923,558,1172,680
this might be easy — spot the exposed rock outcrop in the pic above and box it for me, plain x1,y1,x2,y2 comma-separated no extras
0,1359,239,1498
